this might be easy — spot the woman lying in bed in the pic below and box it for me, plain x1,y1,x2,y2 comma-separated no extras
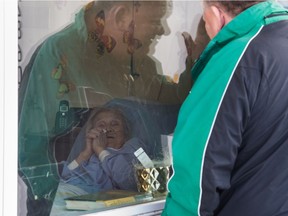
60,107,146,193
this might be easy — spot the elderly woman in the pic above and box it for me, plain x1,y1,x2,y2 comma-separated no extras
60,107,145,193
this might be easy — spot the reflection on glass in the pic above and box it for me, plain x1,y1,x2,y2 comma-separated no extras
18,0,209,215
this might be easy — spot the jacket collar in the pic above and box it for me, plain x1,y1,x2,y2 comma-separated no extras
215,0,288,44
192,1,288,80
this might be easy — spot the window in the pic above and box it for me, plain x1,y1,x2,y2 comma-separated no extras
17,1,207,215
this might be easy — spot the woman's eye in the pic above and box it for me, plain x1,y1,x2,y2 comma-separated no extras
96,123,105,129
111,122,119,126
111,120,121,127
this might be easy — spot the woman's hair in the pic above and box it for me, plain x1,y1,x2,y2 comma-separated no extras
205,0,265,17
85,107,131,140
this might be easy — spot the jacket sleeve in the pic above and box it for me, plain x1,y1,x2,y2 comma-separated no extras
198,65,260,214
99,138,143,191
163,63,260,215
18,37,66,199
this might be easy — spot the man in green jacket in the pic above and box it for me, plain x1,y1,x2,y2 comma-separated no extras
163,0,288,215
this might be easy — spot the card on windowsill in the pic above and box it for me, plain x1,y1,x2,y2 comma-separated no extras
64,189,153,211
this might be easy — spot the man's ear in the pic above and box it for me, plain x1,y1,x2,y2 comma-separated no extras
109,5,130,31
210,5,225,31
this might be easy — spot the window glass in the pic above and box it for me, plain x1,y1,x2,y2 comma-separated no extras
18,1,209,215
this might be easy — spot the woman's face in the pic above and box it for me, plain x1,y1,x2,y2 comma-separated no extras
93,110,127,149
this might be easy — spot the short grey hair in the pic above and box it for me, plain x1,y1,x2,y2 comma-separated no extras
205,0,265,17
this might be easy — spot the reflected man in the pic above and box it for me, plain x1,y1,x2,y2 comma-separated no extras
18,1,209,215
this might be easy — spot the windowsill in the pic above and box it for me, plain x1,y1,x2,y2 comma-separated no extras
85,199,166,216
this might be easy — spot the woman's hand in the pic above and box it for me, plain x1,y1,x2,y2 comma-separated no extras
75,136,94,164
86,128,108,157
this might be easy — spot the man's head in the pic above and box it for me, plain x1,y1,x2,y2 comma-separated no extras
203,0,264,39
84,1,171,60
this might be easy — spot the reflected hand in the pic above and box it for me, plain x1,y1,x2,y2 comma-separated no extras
181,17,210,83
182,31,196,72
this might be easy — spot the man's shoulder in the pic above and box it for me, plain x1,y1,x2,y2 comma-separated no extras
40,24,81,50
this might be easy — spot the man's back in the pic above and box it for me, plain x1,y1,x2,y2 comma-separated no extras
216,19,288,216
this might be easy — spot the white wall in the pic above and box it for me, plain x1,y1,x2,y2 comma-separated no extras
154,1,203,77
2,0,18,215
18,1,87,73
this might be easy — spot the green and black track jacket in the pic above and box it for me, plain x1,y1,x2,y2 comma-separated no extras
163,1,288,215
